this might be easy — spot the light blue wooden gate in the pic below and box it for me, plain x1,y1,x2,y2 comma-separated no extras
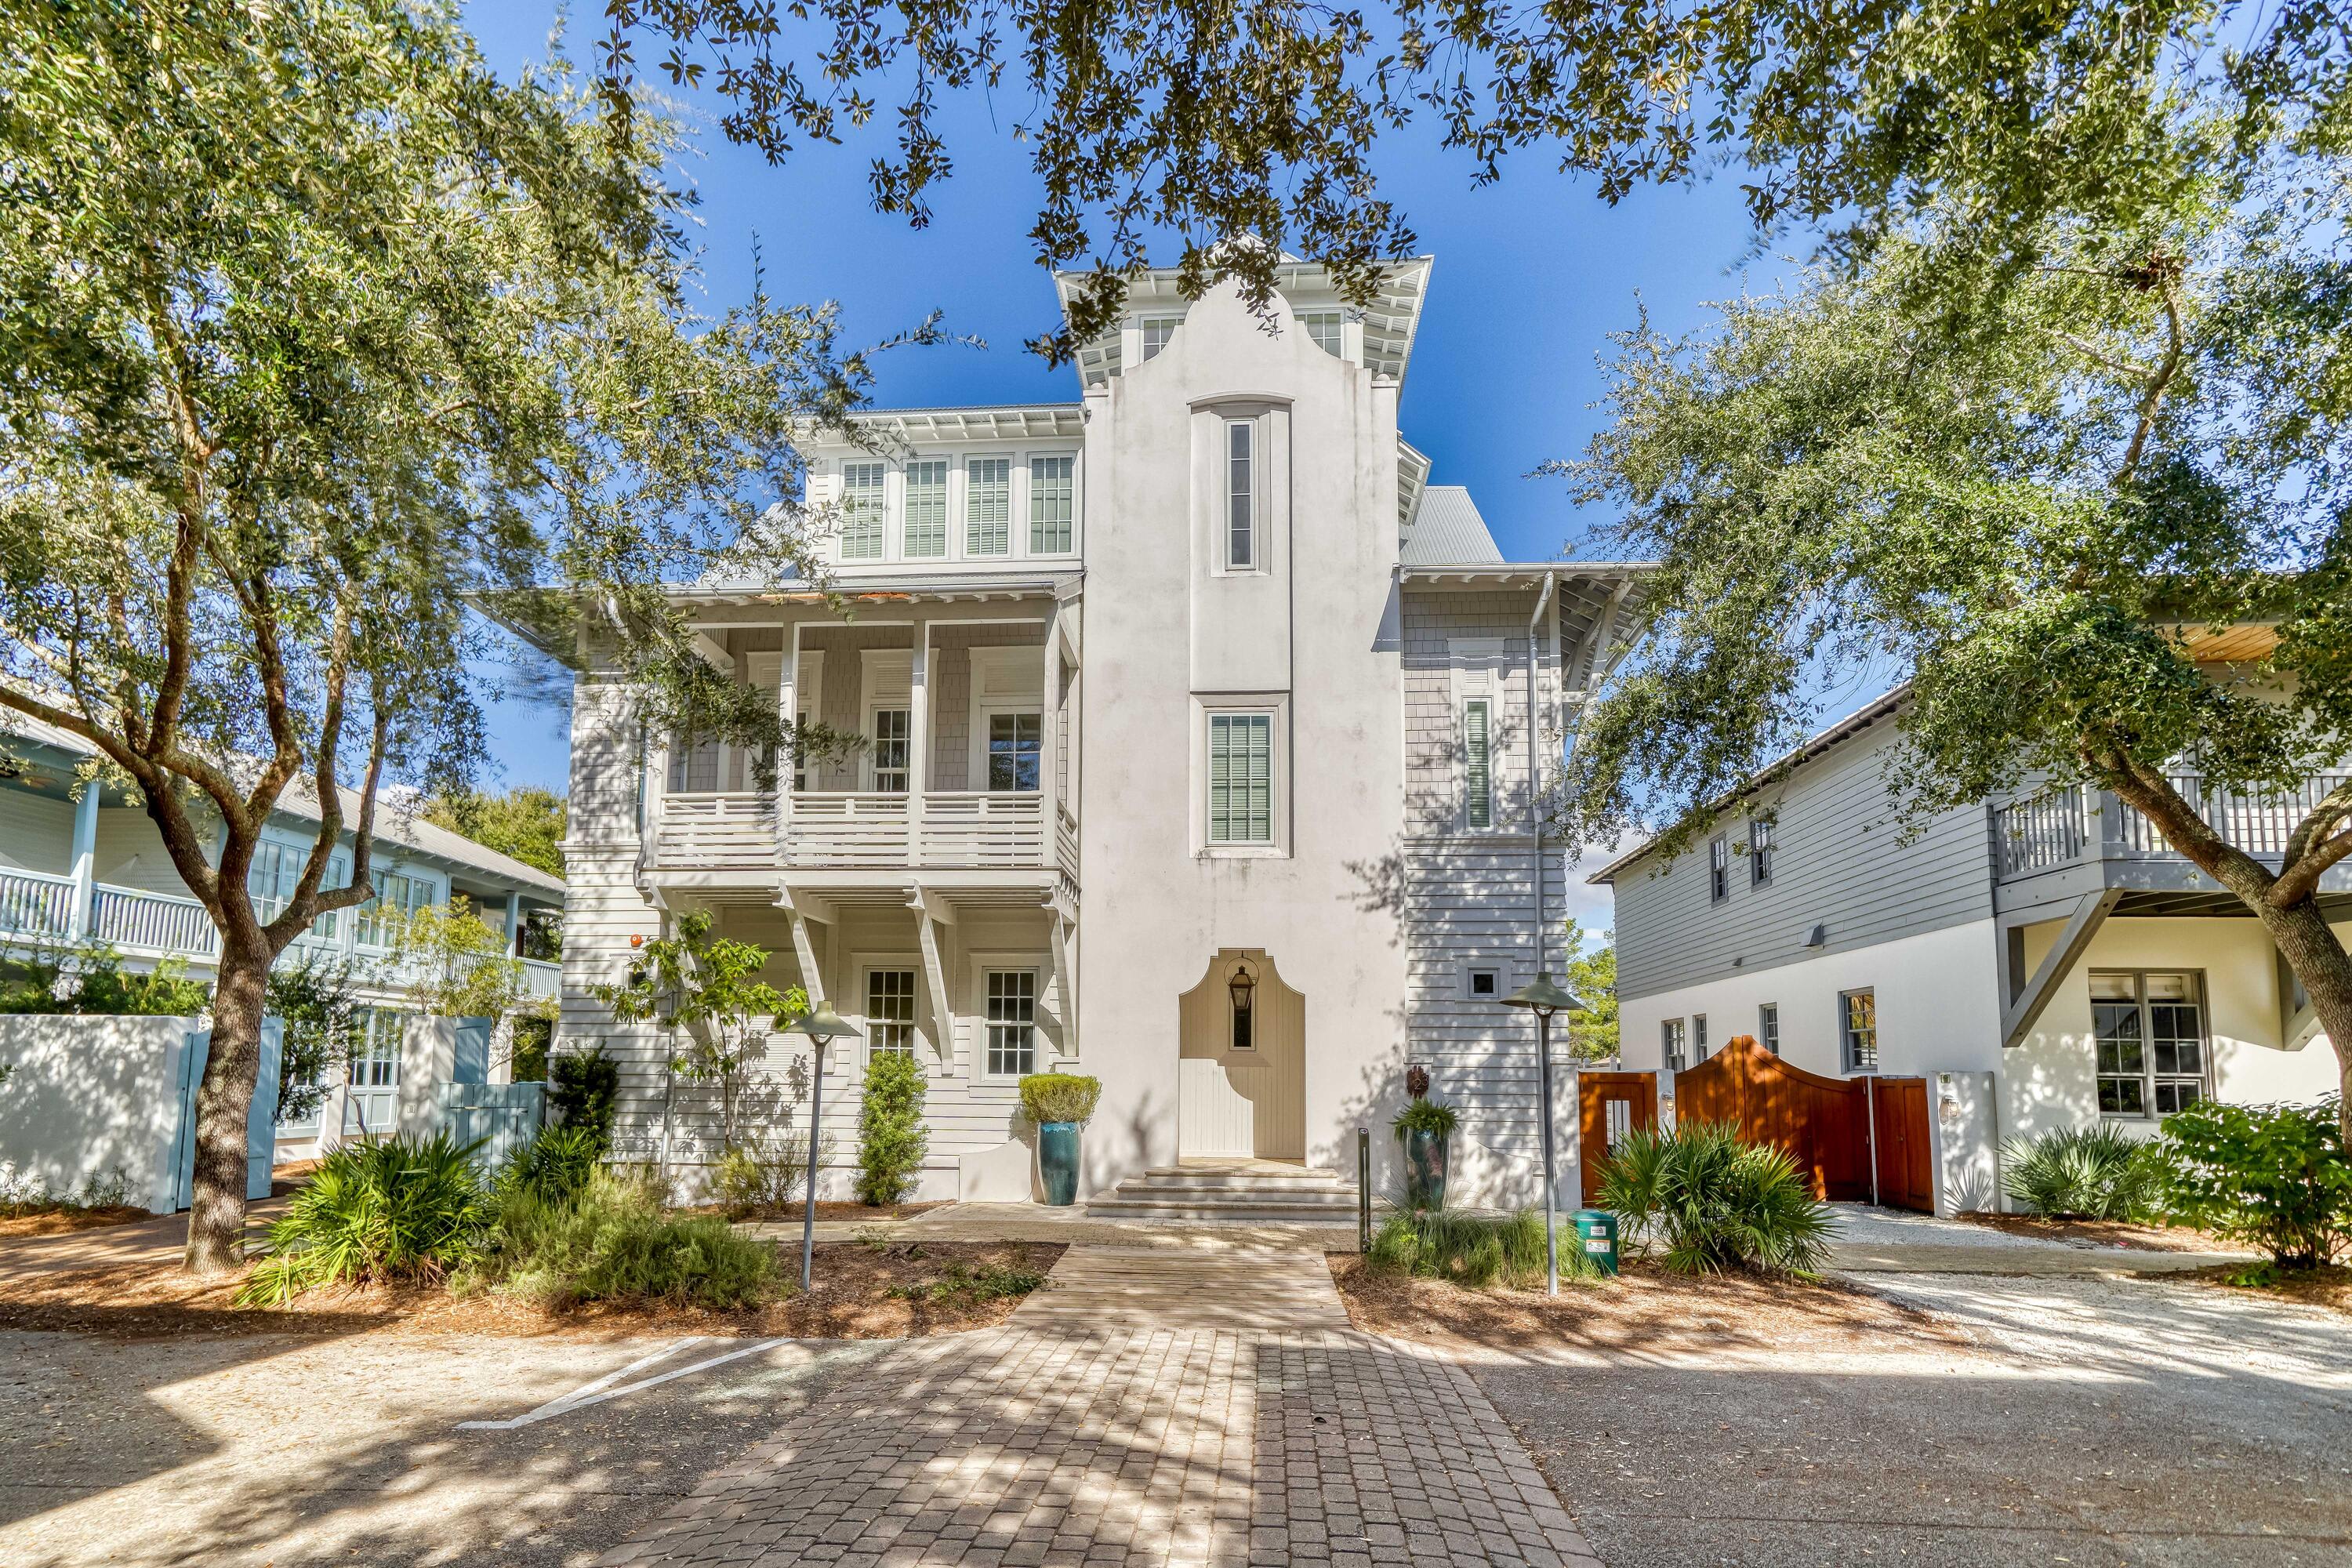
169,1018,283,1210
431,1080,546,1174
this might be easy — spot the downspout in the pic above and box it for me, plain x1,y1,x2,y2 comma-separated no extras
1527,571,1557,978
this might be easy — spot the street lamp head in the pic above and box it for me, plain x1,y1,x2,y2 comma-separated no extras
1500,971,1586,1018
790,1000,863,1046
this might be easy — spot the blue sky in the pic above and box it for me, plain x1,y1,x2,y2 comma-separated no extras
462,5,1800,796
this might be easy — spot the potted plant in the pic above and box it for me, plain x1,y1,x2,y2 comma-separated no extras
1393,1065,1458,1210
1019,1073,1102,1206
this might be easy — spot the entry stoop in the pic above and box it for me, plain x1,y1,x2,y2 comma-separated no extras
1084,1157,1359,1223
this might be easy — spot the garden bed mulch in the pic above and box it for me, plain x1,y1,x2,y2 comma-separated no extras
2182,1261,2352,1316
1955,1212,2237,1252
0,1204,155,1240
680,1200,951,1222
0,1238,1063,1342
1330,1254,1970,1357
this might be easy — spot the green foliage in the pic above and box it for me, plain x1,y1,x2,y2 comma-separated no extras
237,1133,490,1306
548,1047,622,1156
2151,1098,2352,1268
267,952,368,1124
1562,918,1620,1064
592,910,804,1150
712,1133,835,1213
2002,1125,2164,1221
856,1051,931,1207
422,788,568,878
1597,1122,1835,1276
509,1014,554,1083
501,1125,604,1207
0,945,211,1018
1018,1073,1100,1126
388,896,524,1022
887,1261,1048,1304
468,1170,779,1311
1392,1098,1460,1138
1364,1207,1592,1290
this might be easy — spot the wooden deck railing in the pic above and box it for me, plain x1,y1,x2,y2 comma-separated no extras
1993,772,2352,880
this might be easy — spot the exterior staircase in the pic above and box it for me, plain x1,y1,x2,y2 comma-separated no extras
1085,1158,1360,1224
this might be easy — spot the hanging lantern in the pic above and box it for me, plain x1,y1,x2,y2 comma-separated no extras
1228,960,1258,1014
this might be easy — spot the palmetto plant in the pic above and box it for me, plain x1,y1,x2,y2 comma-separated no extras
2002,1125,2162,1221
1597,1122,1835,1276
1365,1205,1592,1290
237,1132,489,1306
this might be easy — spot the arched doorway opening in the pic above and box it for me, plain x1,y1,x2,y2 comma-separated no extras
1177,949,1306,1160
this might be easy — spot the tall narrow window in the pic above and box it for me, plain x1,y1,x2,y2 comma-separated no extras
871,710,910,793
1207,713,1274,844
903,458,949,557
247,840,302,924
1296,310,1344,356
965,457,1011,555
1029,456,1074,553
1708,836,1730,902
840,462,887,559
312,853,348,940
2094,971,2208,1116
866,970,917,1056
1661,1018,1687,1072
1749,817,1776,885
986,970,1037,1076
1758,1003,1780,1056
357,870,431,949
1463,699,1493,829
1693,1014,1710,1062
1841,989,1879,1073
1225,419,1255,569
792,706,811,792
1140,317,1180,359
988,713,1042,792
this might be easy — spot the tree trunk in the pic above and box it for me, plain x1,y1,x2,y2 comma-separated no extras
183,941,271,1276
2256,895,2352,1147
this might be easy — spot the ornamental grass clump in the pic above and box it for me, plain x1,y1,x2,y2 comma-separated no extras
238,1132,489,1306
1364,1205,1592,1289
1018,1073,1101,1125
2001,1124,2162,1221
1596,1121,1835,1276
467,1168,779,1311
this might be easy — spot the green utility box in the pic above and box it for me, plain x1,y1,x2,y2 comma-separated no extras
1572,1209,1620,1276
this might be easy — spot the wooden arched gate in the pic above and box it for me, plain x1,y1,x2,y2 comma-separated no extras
1672,1036,1935,1212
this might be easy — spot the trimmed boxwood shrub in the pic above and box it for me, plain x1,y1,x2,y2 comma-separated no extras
1018,1073,1100,1125
856,1050,930,1206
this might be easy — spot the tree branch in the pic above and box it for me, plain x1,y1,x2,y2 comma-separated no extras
2115,274,2185,485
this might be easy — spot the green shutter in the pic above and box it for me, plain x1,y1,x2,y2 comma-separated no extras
1209,713,1272,844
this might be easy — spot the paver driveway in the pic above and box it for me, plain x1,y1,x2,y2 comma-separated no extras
603,1244,1603,1568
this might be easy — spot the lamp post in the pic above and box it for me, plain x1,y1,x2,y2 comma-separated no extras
788,1000,862,1293
1499,971,1587,1295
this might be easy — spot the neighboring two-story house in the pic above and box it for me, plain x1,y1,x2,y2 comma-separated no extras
1594,683,2346,1207
0,705,566,1157
555,260,1650,1209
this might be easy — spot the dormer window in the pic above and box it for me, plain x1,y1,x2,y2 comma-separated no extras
1141,317,1181,360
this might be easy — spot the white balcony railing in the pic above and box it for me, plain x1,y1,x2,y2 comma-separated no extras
1994,772,2352,880
518,957,561,1000
93,884,221,956
783,792,913,868
655,791,778,869
649,789,1076,877
0,867,76,941
920,793,1047,867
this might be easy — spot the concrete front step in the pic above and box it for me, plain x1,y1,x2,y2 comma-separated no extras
1083,1200,1359,1224
1085,1163,1362,1222
1123,1169,1352,1192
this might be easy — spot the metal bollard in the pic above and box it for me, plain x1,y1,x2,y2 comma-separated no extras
1356,1126,1372,1254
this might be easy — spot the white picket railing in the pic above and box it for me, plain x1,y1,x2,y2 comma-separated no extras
0,867,76,940
920,793,1047,868
518,957,562,1000
91,884,220,956
782,792,913,868
1993,772,2352,880
653,788,1080,875
654,791,778,869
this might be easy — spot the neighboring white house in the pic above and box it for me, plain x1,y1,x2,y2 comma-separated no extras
1593,684,2347,1210
549,259,1652,1208
0,706,566,1160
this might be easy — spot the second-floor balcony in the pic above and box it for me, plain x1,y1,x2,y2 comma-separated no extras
652,789,1078,879
1992,773,2352,902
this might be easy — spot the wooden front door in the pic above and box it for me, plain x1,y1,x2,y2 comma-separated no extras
1577,1072,1658,1205
1870,1077,1935,1214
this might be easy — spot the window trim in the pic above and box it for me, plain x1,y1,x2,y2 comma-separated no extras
1462,697,1495,831
2092,969,2212,1120
1748,816,1776,887
964,454,1014,557
978,964,1043,1082
1294,310,1345,357
858,958,924,1062
1693,1013,1709,1062
1758,1002,1780,1056
838,460,889,561
1028,453,1076,555
1462,964,1501,1001
1138,314,1181,361
902,456,951,559
1200,701,1284,855
1222,416,1259,573
1708,835,1730,903
1840,988,1879,1074
1661,1017,1688,1073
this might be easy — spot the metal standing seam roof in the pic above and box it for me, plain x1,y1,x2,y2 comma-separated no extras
1400,485,1505,566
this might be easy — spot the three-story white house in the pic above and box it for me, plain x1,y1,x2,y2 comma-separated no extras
556,259,1649,1207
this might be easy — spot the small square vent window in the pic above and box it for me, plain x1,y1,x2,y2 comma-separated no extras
1468,968,1499,999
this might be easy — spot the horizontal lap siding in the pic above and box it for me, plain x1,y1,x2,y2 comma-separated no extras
1610,717,1993,1002
0,787,73,874
927,623,1045,792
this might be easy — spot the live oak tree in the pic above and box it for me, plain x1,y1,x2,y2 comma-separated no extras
423,786,569,878
0,2,895,1272
595,0,2352,355
1549,148,2352,1133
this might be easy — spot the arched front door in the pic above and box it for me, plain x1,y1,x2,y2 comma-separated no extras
1177,949,1305,1160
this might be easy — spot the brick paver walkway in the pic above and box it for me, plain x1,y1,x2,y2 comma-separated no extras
601,1245,1602,1568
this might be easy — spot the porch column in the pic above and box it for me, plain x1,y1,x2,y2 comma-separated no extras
505,890,523,956
1038,601,1060,869
909,619,931,864
67,782,99,941
777,621,800,864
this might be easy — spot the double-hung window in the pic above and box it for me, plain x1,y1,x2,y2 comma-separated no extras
2092,971,2209,1116
1693,1014,1710,1062
1225,419,1256,570
985,970,1038,1076
1708,836,1730,902
871,709,911,793
1661,1018,1688,1072
965,457,1011,555
1841,989,1879,1073
1207,712,1274,845
903,459,949,557
1463,699,1494,829
349,1008,404,1087
866,969,918,1057
1748,818,1775,885
988,713,1042,792
1758,1003,1780,1056
1029,456,1074,554
1296,310,1344,356
840,462,887,560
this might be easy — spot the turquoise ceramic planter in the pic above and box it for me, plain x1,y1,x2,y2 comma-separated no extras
1038,1120,1080,1206
1402,1127,1449,1210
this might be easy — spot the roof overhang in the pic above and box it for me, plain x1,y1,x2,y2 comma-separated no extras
1402,561,1653,589
810,404,1087,450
